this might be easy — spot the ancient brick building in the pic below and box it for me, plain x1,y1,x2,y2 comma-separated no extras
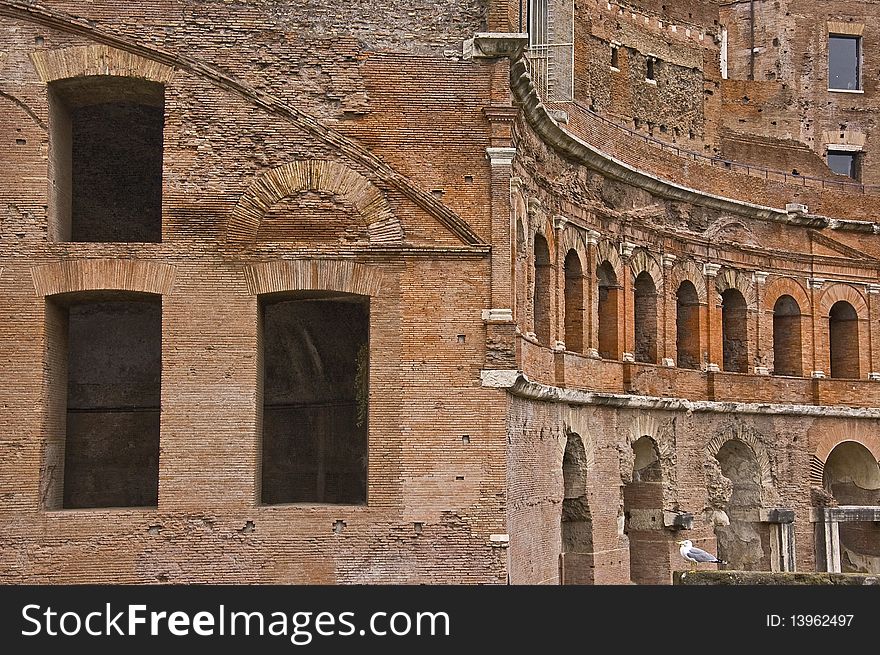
1,0,879,584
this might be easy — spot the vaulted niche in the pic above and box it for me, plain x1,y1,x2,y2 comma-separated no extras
49,76,164,242
260,292,369,505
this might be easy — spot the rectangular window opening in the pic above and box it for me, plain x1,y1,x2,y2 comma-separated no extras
827,150,860,180
47,293,162,510
260,292,369,506
646,57,656,81
828,35,860,91
611,46,620,69
48,77,164,242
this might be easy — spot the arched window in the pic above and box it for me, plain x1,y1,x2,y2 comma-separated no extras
564,250,584,352
676,281,700,369
721,288,748,373
633,271,658,364
829,301,859,379
772,295,802,376
533,234,552,345
597,261,619,359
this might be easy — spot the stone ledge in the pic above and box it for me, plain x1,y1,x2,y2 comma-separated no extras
674,571,880,585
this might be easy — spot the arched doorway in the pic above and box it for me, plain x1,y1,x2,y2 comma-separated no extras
772,295,802,376
713,440,765,570
676,281,700,369
633,272,658,364
823,441,880,572
560,432,593,584
623,436,666,584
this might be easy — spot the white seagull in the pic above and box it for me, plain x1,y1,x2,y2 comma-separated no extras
677,539,726,570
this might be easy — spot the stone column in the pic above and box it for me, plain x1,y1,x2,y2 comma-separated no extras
753,271,769,374
703,263,722,371
553,214,569,352
661,253,677,366
585,229,600,358
620,241,636,362
808,278,826,378
867,283,880,380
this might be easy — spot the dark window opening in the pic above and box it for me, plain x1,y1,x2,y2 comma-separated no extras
772,295,803,376
49,76,164,242
827,150,860,180
676,281,700,369
597,261,620,359
528,0,549,47
260,292,369,505
646,57,656,80
564,250,584,352
611,46,620,69
52,293,162,509
721,288,748,373
633,271,658,364
829,300,859,379
533,234,552,345
828,35,860,90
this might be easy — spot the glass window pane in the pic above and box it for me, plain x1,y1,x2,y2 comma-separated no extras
829,36,859,90
827,151,856,178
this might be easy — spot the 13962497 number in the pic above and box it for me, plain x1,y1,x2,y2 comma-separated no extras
791,614,854,627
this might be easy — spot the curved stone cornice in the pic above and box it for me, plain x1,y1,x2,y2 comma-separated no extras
506,55,837,229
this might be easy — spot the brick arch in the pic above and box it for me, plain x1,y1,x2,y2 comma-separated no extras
716,267,757,307
629,248,663,289
242,260,385,297
812,426,880,487
565,410,597,474
819,283,868,318
706,423,774,493
763,276,811,314
31,260,176,297
596,240,623,281
30,44,175,84
559,225,588,269
625,414,677,510
814,426,880,466
669,259,707,303
227,160,402,244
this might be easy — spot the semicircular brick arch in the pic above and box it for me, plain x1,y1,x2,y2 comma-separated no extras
716,267,757,307
31,260,176,297
763,276,811,313
559,226,588,269
812,424,880,487
705,423,774,494
629,248,663,289
818,283,868,318
669,259,707,303
227,159,402,244
565,410,597,474
625,414,677,510
596,240,623,280
30,44,175,84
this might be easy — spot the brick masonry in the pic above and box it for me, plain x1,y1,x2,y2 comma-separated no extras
2,0,880,585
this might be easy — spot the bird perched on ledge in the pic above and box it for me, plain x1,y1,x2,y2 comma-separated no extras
677,540,726,570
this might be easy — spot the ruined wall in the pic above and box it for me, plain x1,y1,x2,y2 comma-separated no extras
0,0,509,583
720,0,880,182
507,392,880,582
